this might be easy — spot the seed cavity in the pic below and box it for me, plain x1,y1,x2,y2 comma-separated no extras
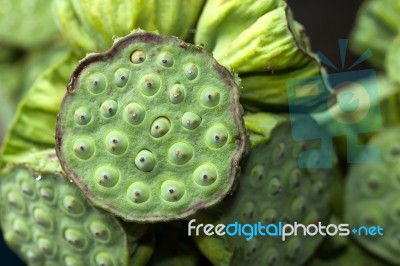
292,197,307,217
33,208,53,230
193,164,217,186
123,103,145,125
261,209,277,224
169,84,186,104
200,87,220,107
64,256,83,266
242,201,256,219
39,187,55,202
100,100,118,118
7,192,25,210
105,131,128,155
184,63,198,80
160,180,185,202
135,150,155,172
38,237,55,256
95,166,120,188
127,182,150,204
130,50,146,64
87,73,107,94
74,107,92,125
114,68,129,87
13,219,29,240
95,252,114,266
63,195,84,215
140,74,161,96
158,52,174,67
90,221,111,242
250,164,265,187
64,228,86,249
150,117,171,138
268,177,282,196
182,112,201,130
73,138,95,160
205,124,228,149
168,142,193,165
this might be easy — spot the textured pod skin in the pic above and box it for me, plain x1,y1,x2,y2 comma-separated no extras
56,32,248,222
195,0,329,108
0,150,146,266
0,0,60,49
193,113,335,266
53,0,205,56
0,54,78,167
345,127,400,265
351,0,400,68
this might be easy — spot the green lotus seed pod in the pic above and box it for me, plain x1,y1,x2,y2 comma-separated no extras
0,53,78,168
0,150,148,266
53,0,205,56
193,113,335,266
0,0,60,49
345,127,400,265
351,0,400,68
56,32,247,222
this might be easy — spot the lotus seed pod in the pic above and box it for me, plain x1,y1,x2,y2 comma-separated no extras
193,113,336,266
0,150,147,266
0,53,79,168
56,32,247,222
345,127,400,265
53,0,205,56
351,0,400,68
0,0,60,49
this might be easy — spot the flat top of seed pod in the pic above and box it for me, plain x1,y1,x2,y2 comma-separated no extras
345,127,400,265
195,114,334,266
0,151,145,266
56,31,247,222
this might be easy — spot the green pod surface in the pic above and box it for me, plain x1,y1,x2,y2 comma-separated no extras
193,113,336,266
0,53,79,167
56,32,248,222
350,0,400,68
0,0,60,49
345,127,400,265
0,150,147,266
53,0,205,56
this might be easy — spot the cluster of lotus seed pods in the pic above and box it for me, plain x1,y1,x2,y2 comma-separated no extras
194,113,335,266
345,127,400,265
56,32,247,222
0,150,148,266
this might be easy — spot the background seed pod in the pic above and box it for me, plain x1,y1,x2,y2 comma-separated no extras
193,113,336,266
345,127,400,265
56,32,248,222
195,0,330,109
53,0,206,57
386,36,400,85
0,150,148,266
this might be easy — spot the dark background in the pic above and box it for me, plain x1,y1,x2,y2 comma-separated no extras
1,0,365,265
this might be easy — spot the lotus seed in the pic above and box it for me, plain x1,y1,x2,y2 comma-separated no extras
158,52,174,67
161,180,185,202
193,164,218,186
242,201,255,219
127,182,150,204
13,220,29,240
20,181,34,197
63,195,84,215
64,256,83,266
105,131,128,155
64,228,86,249
200,87,220,108
150,117,171,138
184,63,198,80
205,124,228,149
169,84,186,104
250,164,265,187
168,142,193,165
33,208,53,229
182,112,201,130
134,150,155,172
272,143,285,163
268,177,282,196
95,252,114,266
261,209,278,224
140,74,161,96
264,249,279,266
123,103,145,125
7,192,25,210
74,107,92,125
38,237,55,256
130,50,146,64
73,138,95,160
287,238,301,259
87,73,107,94
289,169,301,191
312,181,324,196
114,68,129,87
39,187,55,202
95,166,120,188
244,239,258,259
90,221,110,242
100,100,118,118
292,197,307,217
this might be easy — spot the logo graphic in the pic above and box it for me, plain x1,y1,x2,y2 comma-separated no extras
287,39,381,168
